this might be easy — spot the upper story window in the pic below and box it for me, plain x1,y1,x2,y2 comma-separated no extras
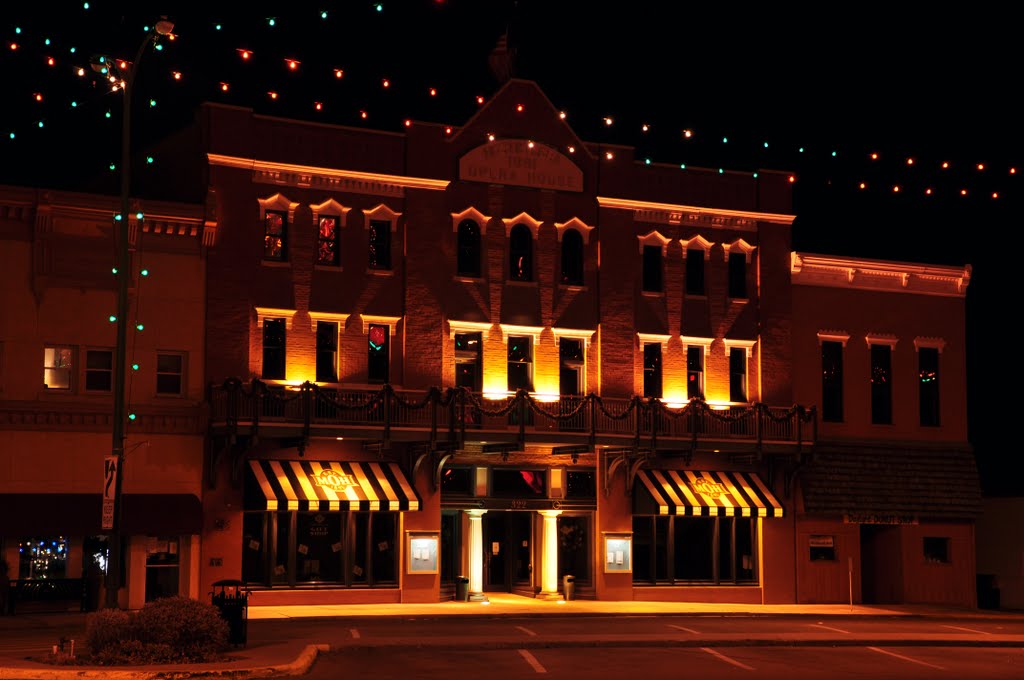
870,342,893,425
642,245,663,293
559,338,584,396
262,318,287,380
561,229,584,286
918,346,940,427
367,323,390,384
509,224,533,281
316,321,339,383
821,340,844,422
455,332,482,393
317,215,341,266
156,352,184,395
368,220,392,270
686,345,704,398
507,335,533,391
728,252,747,298
729,347,747,402
456,220,482,278
84,349,113,392
43,346,73,390
263,210,287,262
643,343,662,398
686,247,705,295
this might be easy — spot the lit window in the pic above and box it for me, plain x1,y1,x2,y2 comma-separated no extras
507,335,533,391
367,324,390,383
687,346,704,398
368,220,391,270
156,353,184,395
84,349,113,392
317,215,340,266
559,338,584,396
455,332,482,392
919,347,940,427
263,210,287,261
43,346,73,390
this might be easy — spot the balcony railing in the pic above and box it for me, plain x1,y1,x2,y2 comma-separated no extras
208,379,816,455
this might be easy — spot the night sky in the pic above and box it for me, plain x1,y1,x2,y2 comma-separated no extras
2,3,1016,492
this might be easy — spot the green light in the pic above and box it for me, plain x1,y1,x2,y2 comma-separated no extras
798,147,805,153
98,56,105,63
112,267,118,274
100,67,108,74
37,121,44,128
154,44,163,51
268,17,276,26
83,2,89,8
141,269,149,276
718,168,724,174
71,101,78,108
149,99,156,107
9,132,14,140
128,413,137,421
114,213,122,221
136,323,144,331
69,47,76,54
105,111,111,119
753,172,759,178
215,23,222,30
831,150,838,157
132,363,139,371
109,163,116,171
14,27,20,34
375,3,383,11
763,141,769,148
136,212,144,219
45,38,51,45
679,163,686,169
108,315,117,322
722,137,728,143
321,11,328,18
143,25,149,32
146,156,154,164
645,158,650,165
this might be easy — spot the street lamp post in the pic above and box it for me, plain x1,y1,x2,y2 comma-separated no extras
103,17,174,610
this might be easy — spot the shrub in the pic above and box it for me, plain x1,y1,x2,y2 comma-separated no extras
82,596,229,665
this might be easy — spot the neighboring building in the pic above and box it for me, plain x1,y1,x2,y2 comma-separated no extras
0,186,208,610
791,253,978,606
976,497,1024,610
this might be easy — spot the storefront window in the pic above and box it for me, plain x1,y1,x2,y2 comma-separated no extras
296,513,342,583
565,470,595,498
632,516,758,585
273,511,291,584
370,512,397,584
145,536,179,602
242,513,267,584
18,537,67,579
440,467,474,496
491,468,546,496
557,515,590,582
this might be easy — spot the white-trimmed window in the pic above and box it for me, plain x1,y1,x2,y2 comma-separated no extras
867,334,898,425
681,336,713,399
914,337,944,428
84,349,113,392
724,339,755,403
507,335,533,392
43,346,74,390
818,331,849,423
638,231,670,294
258,194,299,264
364,204,402,272
724,239,755,299
156,352,185,395
311,199,350,268
362,315,401,385
681,235,714,296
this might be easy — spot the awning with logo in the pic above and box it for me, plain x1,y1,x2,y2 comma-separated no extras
636,469,784,518
247,460,420,512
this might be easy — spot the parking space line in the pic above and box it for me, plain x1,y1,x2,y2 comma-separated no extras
516,625,538,637
867,646,945,670
518,649,547,673
940,624,990,635
808,623,850,634
667,624,701,634
701,647,754,671
349,628,360,639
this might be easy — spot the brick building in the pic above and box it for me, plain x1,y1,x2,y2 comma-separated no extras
0,186,208,610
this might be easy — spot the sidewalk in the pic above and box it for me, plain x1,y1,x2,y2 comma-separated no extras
1,596,1022,680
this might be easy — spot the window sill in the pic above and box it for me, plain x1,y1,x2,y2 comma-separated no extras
315,264,344,272
641,290,665,298
454,275,484,283
506,279,538,287
728,296,749,304
559,284,588,292
367,268,395,276
261,260,291,268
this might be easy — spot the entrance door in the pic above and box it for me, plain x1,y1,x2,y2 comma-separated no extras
483,512,532,592
860,525,902,603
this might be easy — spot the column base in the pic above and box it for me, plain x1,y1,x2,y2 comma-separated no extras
536,591,563,601
468,592,489,603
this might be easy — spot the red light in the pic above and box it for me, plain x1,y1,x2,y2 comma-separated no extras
906,158,914,166
46,56,55,66
286,59,299,70
960,189,968,196
34,93,42,102
992,192,999,199
516,103,524,112
976,163,985,171
892,185,900,193
870,152,879,160
941,161,950,169
220,82,229,92
444,126,452,135
315,102,322,111
788,175,796,183
172,71,182,80
119,60,127,70
382,78,390,88
238,49,251,60
334,68,344,79
9,42,17,50
429,87,437,96
859,182,867,190
476,95,484,105
268,91,278,100
360,110,368,119
925,188,933,195
1011,167,1017,175
404,119,411,127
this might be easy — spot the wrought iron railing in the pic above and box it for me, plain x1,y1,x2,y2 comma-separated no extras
209,379,816,454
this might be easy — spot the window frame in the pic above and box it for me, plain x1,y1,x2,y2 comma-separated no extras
918,345,941,427
263,209,288,262
642,342,663,399
728,346,748,403
869,340,895,425
456,219,482,278
155,351,186,396
560,228,585,287
685,247,705,296
818,332,849,423
43,345,75,391
506,334,534,392
83,347,114,393
316,214,342,267
261,318,288,381
641,245,663,293
366,323,391,384
508,223,534,282
315,320,340,383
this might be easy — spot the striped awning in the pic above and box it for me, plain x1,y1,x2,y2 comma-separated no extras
637,469,784,518
248,460,420,512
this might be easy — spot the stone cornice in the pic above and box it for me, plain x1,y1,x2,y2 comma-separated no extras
791,252,971,298
597,196,795,229
208,153,450,196
0,399,204,434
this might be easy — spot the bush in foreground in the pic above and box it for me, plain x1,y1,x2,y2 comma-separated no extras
83,596,229,665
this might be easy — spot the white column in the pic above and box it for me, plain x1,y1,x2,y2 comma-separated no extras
538,510,562,599
466,509,488,602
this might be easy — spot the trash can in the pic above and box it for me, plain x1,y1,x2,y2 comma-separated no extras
211,579,249,646
562,575,575,601
455,576,470,602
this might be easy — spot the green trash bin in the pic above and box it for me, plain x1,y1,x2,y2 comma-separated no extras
562,575,575,601
455,576,470,601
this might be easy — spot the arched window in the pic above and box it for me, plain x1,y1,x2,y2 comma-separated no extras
456,220,481,277
509,224,533,281
560,229,584,286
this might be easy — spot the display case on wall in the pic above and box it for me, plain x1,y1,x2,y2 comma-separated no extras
602,532,632,573
406,532,439,574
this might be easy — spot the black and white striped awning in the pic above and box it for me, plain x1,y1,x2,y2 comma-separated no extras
248,460,420,512
637,469,784,518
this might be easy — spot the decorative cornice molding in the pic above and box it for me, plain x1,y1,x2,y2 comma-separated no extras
552,327,597,347
0,400,203,434
502,212,543,238
499,323,545,343
817,330,851,347
207,153,450,196
637,229,671,255
451,207,491,234
554,217,594,244
598,196,794,229
913,336,947,353
680,234,715,260
723,238,756,263
448,319,493,339
255,307,297,330
637,332,671,348
791,252,971,298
